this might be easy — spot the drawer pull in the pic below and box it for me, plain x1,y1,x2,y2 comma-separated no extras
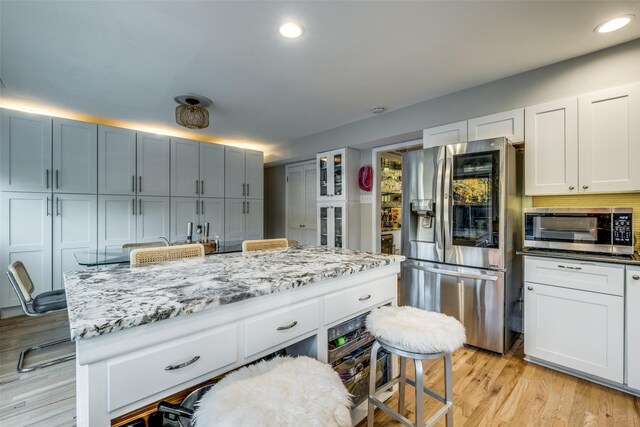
164,355,200,371
359,294,372,301
557,265,582,270
633,275,640,280
277,321,298,331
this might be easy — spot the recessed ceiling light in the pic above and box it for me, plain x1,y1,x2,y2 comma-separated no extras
595,15,634,33
372,107,386,115
279,22,304,39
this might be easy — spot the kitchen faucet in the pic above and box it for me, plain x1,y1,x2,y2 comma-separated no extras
158,237,171,246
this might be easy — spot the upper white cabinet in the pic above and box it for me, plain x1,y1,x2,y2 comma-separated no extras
53,118,97,194
171,138,225,198
317,148,359,202
225,147,263,200
199,142,225,198
423,121,467,148
627,267,640,391
224,198,263,243
525,98,578,195
1,110,52,193
468,108,524,142
578,83,640,193
98,126,137,195
137,133,170,197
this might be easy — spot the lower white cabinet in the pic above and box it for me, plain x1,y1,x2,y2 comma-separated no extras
627,267,640,390
0,192,52,308
224,199,263,243
136,197,170,244
317,201,359,249
170,197,224,242
53,194,97,290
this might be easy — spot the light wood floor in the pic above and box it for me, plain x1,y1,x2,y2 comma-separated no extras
1,312,639,427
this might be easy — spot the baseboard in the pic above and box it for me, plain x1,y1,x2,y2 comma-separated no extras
0,306,24,319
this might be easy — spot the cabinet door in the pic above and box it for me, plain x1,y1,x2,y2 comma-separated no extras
137,197,170,243
579,83,640,193
331,150,345,201
170,138,200,197
200,198,225,241
245,150,264,199
286,165,305,243
0,110,52,192
303,164,318,244
333,203,344,249
53,194,97,290
245,199,263,241
224,199,246,243
225,147,246,199
199,142,225,198
53,118,97,194
423,121,467,148
525,98,578,195
98,195,137,251
524,282,623,382
98,126,136,195
627,267,640,390
169,197,198,242
0,193,52,308
317,152,332,200
318,204,331,247
468,108,524,142
137,133,170,196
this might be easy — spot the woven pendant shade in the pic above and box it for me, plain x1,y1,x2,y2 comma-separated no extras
175,103,209,129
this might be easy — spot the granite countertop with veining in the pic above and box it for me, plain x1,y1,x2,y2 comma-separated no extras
64,246,404,341
518,248,640,266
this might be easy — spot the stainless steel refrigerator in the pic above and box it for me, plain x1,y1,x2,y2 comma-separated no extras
400,137,522,353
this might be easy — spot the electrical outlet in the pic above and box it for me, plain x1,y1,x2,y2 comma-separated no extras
360,194,373,203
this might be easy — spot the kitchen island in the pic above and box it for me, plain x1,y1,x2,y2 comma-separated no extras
64,245,403,425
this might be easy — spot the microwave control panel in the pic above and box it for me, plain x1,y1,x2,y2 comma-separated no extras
613,214,633,246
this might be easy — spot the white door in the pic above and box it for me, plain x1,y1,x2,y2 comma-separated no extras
468,108,524,142
579,83,640,193
524,98,578,195
98,195,137,252
627,267,640,390
137,133,170,197
245,199,263,241
524,282,623,382
317,203,332,247
0,110,52,192
170,197,198,242
98,126,136,195
245,150,264,199
199,142,225,198
170,138,200,197
53,194,97,290
225,199,246,243
0,192,52,308
53,118,97,194
423,121,467,148
286,164,305,243
303,164,318,245
137,197,170,243
200,198,225,242
225,147,246,199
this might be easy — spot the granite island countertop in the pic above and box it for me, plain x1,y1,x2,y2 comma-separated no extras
64,246,404,341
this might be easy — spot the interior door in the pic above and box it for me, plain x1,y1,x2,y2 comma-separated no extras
137,133,170,197
287,165,305,244
303,163,318,244
53,118,97,194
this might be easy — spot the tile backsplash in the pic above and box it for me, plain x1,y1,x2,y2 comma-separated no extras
532,193,640,251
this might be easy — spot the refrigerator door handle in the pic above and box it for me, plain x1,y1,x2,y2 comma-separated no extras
443,157,453,249
406,263,499,282
435,158,445,250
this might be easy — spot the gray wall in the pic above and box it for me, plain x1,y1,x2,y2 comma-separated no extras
264,165,287,239
264,39,640,245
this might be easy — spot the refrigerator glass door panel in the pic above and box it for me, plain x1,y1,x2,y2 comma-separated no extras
444,139,506,269
401,146,444,262
401,260,505,353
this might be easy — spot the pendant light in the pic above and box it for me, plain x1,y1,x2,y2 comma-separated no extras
174,95,212,129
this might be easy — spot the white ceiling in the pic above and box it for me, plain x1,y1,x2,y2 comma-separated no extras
1,1,640,152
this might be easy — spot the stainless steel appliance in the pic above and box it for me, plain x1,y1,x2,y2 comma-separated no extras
381,233,394,254
401,137,522,354
523,207,634,255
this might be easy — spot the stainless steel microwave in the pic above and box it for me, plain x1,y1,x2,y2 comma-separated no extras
523,207,634,255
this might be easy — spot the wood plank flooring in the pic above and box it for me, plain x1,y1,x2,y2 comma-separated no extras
1,312,638,426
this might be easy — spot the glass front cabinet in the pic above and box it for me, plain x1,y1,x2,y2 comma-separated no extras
317,202,347,248
317,148,358,202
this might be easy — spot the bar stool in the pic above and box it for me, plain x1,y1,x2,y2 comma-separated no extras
193,356,351,427
366,306,466,427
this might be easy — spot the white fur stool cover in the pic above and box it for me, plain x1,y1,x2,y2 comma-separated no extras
367,306,466,354
193,356,351,427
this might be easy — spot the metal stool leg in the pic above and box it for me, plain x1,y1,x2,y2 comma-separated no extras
368,340,381,427
414,358,425,427
17,338,75,373
444,353,453,427
398,356,407,416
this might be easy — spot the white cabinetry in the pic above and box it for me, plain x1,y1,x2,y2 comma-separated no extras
317,148,359,202
136,133,170,197
98,126,137,195
170,197,224,242
578,83,640,193
423,121,467,148
136,197,170,243
0,192,52,307
1,110,52,192
524,257,624,383
98,195,137,252
224,199,263,243
199,142,225,198
53,118,97,194
171,138,225,198
318,201,359,249
286,162,317,245
627,267,640,391
468,108,524,142
225,147,263,199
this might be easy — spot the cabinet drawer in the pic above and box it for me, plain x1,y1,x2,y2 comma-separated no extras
108,325,237,411
244,299,320,358
324,276,396,325
524,257,624,295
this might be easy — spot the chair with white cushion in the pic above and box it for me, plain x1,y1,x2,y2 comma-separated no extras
366,306,466,427
5,261,75,373
193,356,351,427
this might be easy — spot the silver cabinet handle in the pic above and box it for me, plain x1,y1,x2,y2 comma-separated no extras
196,200,199,215
56,198,61,216
582,185,589,190
527,286,533,291
633,275,640,280
558,265,582,270
139,176,142,193
132,198,136,215
46,197,51,216
277,321,298,331
46,169,50,189
139,198,142,215
242,183,246,197
242,201,246,214
56,170,59,189
201,180,204,195
132,176,135,193
246,200,249,214
165,355,200,371
201,200,204,214
569,186,575,190
359,294,372,301
196,180,199,195
247,183,249,197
